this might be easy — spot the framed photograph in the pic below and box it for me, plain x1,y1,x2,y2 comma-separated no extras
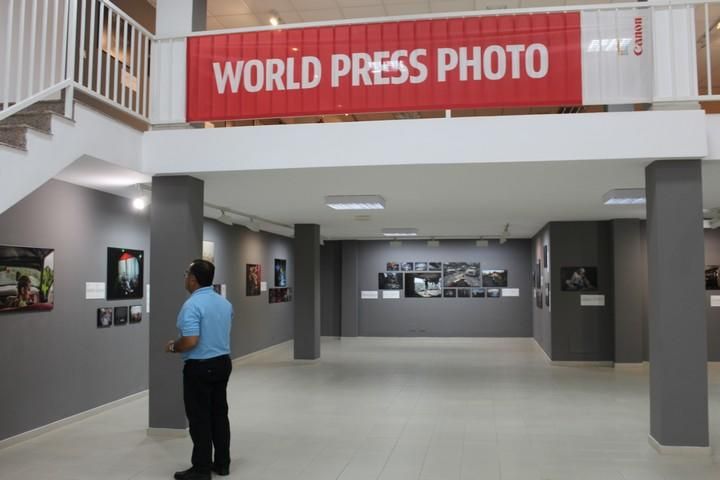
487,288,502,298
482,269,507,287
706,266,719,290
536,289,543,309
129,305,142,324
274,259,287,287
114,306,129,326
378,272,403,290
560,267,598,292
0,245,55,313
97,307,113,328
428,262,442,272
443,288,457,298
543,245,548,269
107,247,144,300
471,288,486,298
535,261,542,289
458,288,471,298
545,283,550,307
202,241,215,264
415,262,428,272
443,262,481,287
246,264,261,296
401,262,414,272
405,273,442,298
269,287,291,303
386,262,400,271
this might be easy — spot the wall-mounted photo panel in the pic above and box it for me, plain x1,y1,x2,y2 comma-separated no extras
536,290,543,309
97,307,113,328
560,266,598,292
487,288,502,298
706,266,719,290
269,287,291,303
482,269,508,287
405,273,442,298
535,261,542,289
386,262,400,271
428,262,442,272
401,262,414,272
458,288,471,298
114,306,129,326
415,262,428,272
0,245,55,313
107,248,144,300
246,264,261,296
471,288,486,298
545,283,550,307
378,272,403,290
443,288,457,298
129,305,142,324
443,262,481,287
202,240,215,264
274,259,287,287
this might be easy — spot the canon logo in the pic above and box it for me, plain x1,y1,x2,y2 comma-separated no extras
634,17,643,56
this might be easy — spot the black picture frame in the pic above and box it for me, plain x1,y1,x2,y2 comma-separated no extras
114,306,129,326
0,245,55,313
560,267,598,292
106,247,144,300
274,259,287,287
97,307,113,328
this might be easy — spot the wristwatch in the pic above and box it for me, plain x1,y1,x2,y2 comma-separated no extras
169,342,176,353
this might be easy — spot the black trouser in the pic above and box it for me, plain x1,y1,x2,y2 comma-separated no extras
183,354,232,473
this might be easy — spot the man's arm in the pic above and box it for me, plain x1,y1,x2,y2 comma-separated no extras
165,336,199,353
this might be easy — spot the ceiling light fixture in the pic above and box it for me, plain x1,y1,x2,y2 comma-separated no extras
216,210,234,226
132,197,147,210
499,224,510,244
326,195,385,210
269,11,281,26
382,228,418,237
603,188,646,205
244,218,261,233
427,239,440,247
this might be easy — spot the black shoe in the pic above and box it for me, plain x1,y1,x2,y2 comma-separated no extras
173,467,211,480
212,464,230,476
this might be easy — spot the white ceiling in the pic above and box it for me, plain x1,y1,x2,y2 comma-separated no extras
205,0,624,30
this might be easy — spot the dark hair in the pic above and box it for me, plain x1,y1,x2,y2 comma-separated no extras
17,275,31,289
189,259,215,287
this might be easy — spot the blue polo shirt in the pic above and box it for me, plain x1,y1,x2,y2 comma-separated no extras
176,286,233,361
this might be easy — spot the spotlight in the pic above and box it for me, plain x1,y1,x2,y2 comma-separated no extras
132,197,146,210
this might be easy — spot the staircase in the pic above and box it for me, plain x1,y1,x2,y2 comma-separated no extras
0,102,69,151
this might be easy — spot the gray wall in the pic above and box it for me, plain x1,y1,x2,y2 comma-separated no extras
532,227,552,357
0,180,150,442
203,220,294,357
347,239,532,337
320,242,342,336
548,222,615,362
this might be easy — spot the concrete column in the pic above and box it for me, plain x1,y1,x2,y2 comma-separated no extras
294,224,321,360
148,176,204,433
341,241,359,337
645,160,709,453
155,0,206,36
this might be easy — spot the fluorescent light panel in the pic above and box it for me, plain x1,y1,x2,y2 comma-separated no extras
326,195,385,210
383,228,418,237
603,188,646,205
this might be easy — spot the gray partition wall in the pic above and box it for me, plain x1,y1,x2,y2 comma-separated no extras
532,227,551,357
0,180,150,442
347,239,532,337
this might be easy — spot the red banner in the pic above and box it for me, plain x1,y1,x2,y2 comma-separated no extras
186,13,582,122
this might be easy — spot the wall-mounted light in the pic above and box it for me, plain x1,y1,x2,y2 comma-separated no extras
382,228,417,237
132,197,147,210
216,210,234,226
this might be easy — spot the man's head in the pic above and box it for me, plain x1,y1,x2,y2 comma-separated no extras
185,259,215,293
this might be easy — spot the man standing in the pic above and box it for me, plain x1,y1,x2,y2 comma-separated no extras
166,260,233,480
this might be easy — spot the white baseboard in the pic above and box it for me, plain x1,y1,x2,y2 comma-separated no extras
231,339,293,366
147,427,188,438
649,434,712,456
0,390,148,450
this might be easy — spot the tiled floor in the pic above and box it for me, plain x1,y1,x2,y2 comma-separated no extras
1,337,719,480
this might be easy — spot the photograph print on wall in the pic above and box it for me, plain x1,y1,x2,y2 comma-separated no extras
0,245,55,313
428,262,442,272
560,267,598,292
415,262,428,272
482,269,508,287
379,272,404,290
706,266,719,290
536,289,543,309
471,288,486,298
443,288,457,298
129,305,142,324
443,262,481,287
458,288,471,298
487,288,502,298
246,264,261,296
202,241,215,264
405,273,442,298
269,287,291,303
114,306,129,326
545,283,550,307
107,247,144,300
386,262,400,271
274,259,287,287
401,262,414,272
97,307,113,328
543,245,548,269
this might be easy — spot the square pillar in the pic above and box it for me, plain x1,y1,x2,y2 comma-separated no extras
645,160,709,453
294,224,321,360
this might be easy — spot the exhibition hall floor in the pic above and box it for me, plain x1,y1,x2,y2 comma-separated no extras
1,337,719,480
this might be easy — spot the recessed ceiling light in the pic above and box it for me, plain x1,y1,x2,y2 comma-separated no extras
603,188,646,205
326,195,385,210
382,228,417,237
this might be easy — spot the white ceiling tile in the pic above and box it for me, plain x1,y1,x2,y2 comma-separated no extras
336,0,382,7
206,15,225,30
430,0,474,13
474,0,516,9
383,0,429,5
290,0,338,9
215,14,263,28
518,0,563,7
244,0,297,13
276,10,305,23
342,5,387,18
298,8,345,21
384,3,431,15
207,0,251,16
